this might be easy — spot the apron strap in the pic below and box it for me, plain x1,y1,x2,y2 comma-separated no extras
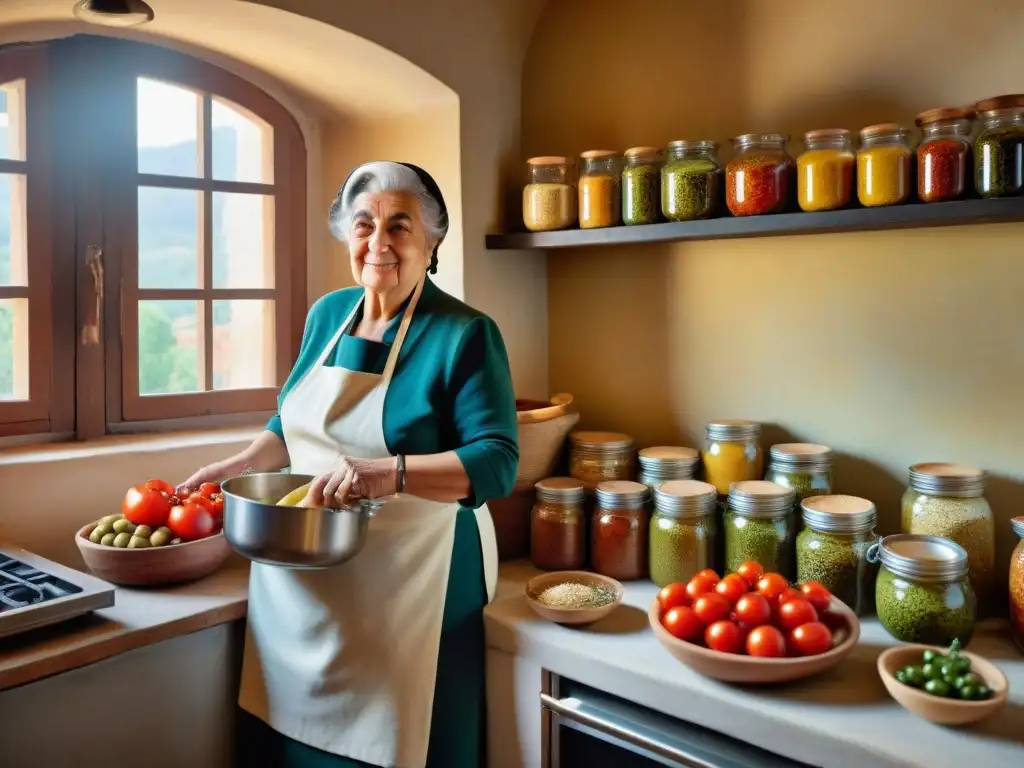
381,278,425,384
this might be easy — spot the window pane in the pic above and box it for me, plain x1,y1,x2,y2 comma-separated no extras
138,187,200,289
213,192,274,288
0,173,27,286
212,96,273,184
0,80,26,161
212,300,275,390
0,298,28,400
137,77,200,177
138,300,201,395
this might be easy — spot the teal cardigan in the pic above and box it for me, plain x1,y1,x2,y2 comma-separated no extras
266,278,519,509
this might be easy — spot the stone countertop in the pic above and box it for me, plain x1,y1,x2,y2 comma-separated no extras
485,561,1024,768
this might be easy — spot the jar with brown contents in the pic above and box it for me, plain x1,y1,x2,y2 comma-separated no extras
569,431,634,493
1010,517,1024,652
530,477,586,571
636,446,699,490
523,156,576,232
578,150,621,229
592,480,649,581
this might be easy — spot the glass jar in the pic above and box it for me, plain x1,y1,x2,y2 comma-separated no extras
530,477,586,571
1010,516,1024,652
621,146,663,226
522,156,576,232
724,480,796,577
569,431,635,493
797,495,877,616
725,133,793,216
857,123,913,207
700,420,764,496
915,107,975,203
766,443,834,503
661,140,722,221
592,480,649,581
870,533,976,646
637,446,699,490
974,94,1024,198
901,463,996,618
578,150,621,229
796,128,854,212
649,480,718,587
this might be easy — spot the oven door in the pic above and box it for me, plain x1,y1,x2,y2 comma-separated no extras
541,674,811,768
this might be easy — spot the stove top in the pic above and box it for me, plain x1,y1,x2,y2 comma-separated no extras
0,555,84,613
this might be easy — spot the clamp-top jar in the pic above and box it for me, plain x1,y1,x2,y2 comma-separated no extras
724,480,796,577
568,431,635,492
637,446,700,490
523,156,576,232
621,146,663,226
661,140,722,221
797,495,877,615
726,133,793,216
766,443,834,505
578,150,622,229
592,480,650,581
915,107,975,203
701,420,764,496
974,94,1024,198
649,480,718,587
530,477,586,571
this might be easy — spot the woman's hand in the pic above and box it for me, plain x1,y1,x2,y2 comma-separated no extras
177,457,247,496
306,456,398,507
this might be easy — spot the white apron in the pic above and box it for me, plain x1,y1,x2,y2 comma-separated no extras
239,278,499,768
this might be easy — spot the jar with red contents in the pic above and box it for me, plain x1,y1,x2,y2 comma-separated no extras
916,107,975,203
591,480,649,581
726,133,794,216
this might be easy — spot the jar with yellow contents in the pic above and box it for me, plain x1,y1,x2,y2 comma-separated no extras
578,150,622,229
857,123,913,207
701,420,764,496
522,156,576,232
797,128,855,212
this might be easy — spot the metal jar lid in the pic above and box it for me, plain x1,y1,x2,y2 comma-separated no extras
908,462,986,498
727,480,794,518
705,419,761,441
638,446,699,468
769,443,833,472
654,480,717,517
1012,516,1024,539
801,495,876,534
535,477,585,504
869,534,969,582
594,480,649,510
570,431,634,453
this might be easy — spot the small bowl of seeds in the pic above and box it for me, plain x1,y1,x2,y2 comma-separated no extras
525,570,624,626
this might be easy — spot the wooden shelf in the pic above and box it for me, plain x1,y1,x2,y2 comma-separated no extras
485,197,1024,250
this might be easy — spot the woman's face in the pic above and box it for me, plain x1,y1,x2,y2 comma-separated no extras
347,191,433,298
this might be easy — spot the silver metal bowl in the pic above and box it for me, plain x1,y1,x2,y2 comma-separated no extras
221,472,385,569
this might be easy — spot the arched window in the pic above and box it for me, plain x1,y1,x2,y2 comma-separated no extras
0,36,306,441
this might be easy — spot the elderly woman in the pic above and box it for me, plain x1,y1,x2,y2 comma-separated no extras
179,162,518,768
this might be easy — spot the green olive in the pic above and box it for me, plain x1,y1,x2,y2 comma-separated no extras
922,649,943,664
924,679,952,697
89,527,105,544
902,666,926,687
974,685,992,700
133,525,153,539
93,522,115,538
896,669,909,684
149,529,172,547
922,663,942,681
127,535,152,549
100,532,117,546
113,532,132,548
954,673,983,690
112,518,137,535
99,514,122,525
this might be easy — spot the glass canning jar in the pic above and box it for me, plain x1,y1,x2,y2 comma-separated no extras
649,480,718,588
915,107,975,203
797,128,855,212
661,140,722,221
522,156,576,232
621,146,663,226
592,480,649,581
766,443,834,504
797,495,877,615
870,534,976,646
636,446,699,490
569,431,635,493
725,133,794,216
974,94,1024,198
578,150,621,229
901,463,996,618
530,477,586,571
1010,516,1024,652
857,123,913,207
701,420,764,496
724,480,796,577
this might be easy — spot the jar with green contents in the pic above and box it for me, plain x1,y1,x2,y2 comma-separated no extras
637,446,699,490
661,140,722,221
901,463,996,618
974,94,1024,198
724,480,796,577
765,443,834,504
649,479,718,587
797,495,877,615
870,533,976,646
622,146,663,226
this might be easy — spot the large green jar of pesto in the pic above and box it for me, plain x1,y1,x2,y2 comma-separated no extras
649,479,718,588
796,495,877,615
870,534,976,646
724,480,796,578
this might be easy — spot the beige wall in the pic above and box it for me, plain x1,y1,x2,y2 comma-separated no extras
524,0,1024,601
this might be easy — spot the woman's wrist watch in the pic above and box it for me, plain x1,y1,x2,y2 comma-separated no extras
395,454,406,494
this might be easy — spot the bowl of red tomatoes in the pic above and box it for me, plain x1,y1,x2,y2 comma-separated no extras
75,479,232,587
649,561,860,684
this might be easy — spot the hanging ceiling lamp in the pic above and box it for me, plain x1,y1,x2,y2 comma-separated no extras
72,0,155,28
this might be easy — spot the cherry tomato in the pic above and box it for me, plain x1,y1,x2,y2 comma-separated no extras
658,582,691,613
208,494,224,521
776,587,804,607
705,620,744,654
732,593,772,629
685,572,719,602
736,560,765,588
714,574,748,604
187,493,216,512
167,500,216,541
198,482,222,499
755,572,790,602
693,593,731,625
662,606,704,642
123,484,172,527
694,568,720,582
778,598,819,632
144,479,176,497
789,622,833,656
746,625,787,658
800,581,833,613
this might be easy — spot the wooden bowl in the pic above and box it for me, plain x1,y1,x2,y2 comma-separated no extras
648,596,860,684
76,522,232,587
877,644,1008,725
525,571,623,625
